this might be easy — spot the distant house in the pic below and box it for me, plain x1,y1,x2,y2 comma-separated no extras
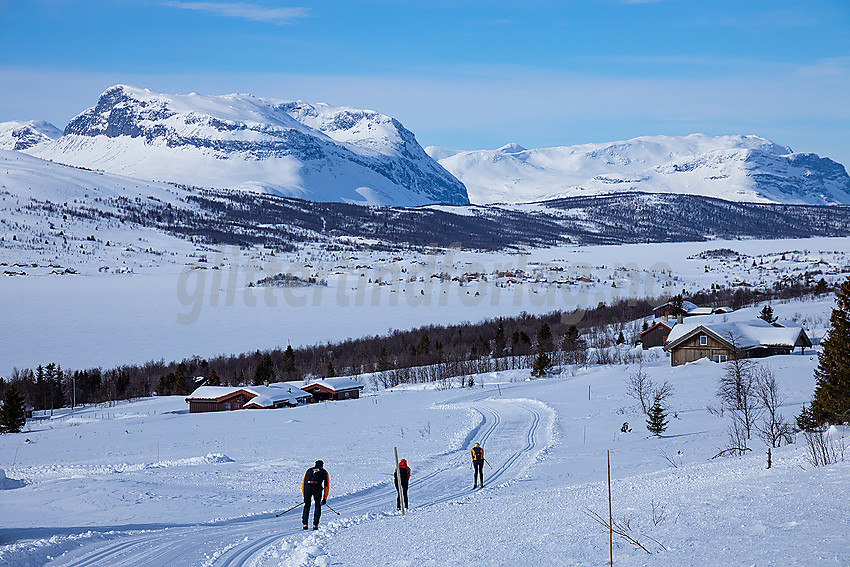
653,300,732,321
302,377,365,402
652,300,698,320
185,383,311,413
663,318,812,367
640,320,674,349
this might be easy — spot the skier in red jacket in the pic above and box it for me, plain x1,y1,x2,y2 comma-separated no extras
394,458,411,510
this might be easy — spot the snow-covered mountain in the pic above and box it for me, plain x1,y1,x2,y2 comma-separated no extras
426,134,850,205
26,85,469,206
0,120,62,151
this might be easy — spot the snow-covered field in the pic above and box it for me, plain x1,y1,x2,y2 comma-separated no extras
1,301,847,565
2,236,849,376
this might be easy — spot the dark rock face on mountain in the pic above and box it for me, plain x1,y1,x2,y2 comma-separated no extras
33,85,469,206
0,120,62,151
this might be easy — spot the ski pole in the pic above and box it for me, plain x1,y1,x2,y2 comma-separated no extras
275,502,303,517
484,458,493,469
324,502,341,515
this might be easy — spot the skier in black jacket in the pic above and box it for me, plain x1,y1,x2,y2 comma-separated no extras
302,460,330,530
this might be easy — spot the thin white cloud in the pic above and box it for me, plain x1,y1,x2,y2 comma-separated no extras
160,2,307,24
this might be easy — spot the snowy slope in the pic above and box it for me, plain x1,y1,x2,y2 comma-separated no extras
26,85,469,206
0,149,209,273
427,134,850,205
0,120,62,151
0,302,847,566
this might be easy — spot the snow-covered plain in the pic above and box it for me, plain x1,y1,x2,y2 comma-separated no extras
2,235,849,376
1,298,847,565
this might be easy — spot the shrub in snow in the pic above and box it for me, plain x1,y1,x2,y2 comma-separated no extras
803,427,846,467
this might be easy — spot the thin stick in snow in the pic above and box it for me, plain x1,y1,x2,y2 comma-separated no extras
608,450,613,567
394,446,404,517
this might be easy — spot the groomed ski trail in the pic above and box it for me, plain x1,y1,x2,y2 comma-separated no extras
41,396,555,567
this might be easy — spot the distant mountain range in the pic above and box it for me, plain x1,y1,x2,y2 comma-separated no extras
4,86,850,208
426,135,850,205
18,85,469,206
4,148,850,275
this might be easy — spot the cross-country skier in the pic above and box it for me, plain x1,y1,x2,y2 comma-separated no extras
394,458,411,510
302,460,330,530
470,442,485,488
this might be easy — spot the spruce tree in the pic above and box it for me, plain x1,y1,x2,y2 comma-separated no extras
758,304,778,324
376,347,389,372
0,384,27,434
207,368,221,386
564,325,580,350
646,395,668,436
493,321,506,358
326,361,335,378
537,322,553,352
416,333,431,356
812,276,850,424
530,347,551,377
616,331,626,344
253,353,275,386
795,404,817,432
281,345,296,378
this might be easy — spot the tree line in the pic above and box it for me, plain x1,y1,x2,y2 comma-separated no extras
0,278,836,419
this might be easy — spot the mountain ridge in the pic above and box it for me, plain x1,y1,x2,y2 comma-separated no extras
23,85,469,206
426,134,850,205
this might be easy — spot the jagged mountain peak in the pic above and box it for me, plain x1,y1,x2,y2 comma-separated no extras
0,120,63,151
29,85,469,206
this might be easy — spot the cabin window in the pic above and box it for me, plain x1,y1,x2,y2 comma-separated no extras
712,354,727,363
699,335,708,346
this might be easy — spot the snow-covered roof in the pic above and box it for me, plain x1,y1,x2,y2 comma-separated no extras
653,300,698,313
665,317,810,351
303,377,365,392
186,382,310,407
687,307,714,316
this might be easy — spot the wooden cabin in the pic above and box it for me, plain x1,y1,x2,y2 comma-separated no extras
664,319,811,367
185,383,310,413
302,378,365,402
639,320,674,349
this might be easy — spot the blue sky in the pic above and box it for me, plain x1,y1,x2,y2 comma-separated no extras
1,0,848,165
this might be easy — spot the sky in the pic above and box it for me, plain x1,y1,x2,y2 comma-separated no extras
1,0,849,166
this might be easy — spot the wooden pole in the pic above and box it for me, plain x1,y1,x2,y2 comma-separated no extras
394,446,404,516
607,450,613,567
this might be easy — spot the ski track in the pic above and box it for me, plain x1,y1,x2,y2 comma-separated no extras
40,395,553,567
